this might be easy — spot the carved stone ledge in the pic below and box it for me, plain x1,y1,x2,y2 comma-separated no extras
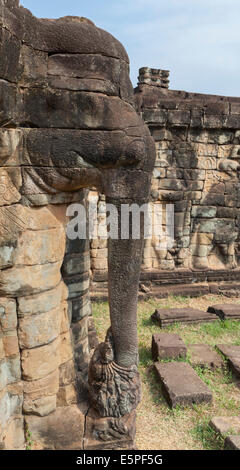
84,408,136,450
88,329,141,418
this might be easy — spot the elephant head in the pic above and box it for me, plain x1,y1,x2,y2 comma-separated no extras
0,0,155,425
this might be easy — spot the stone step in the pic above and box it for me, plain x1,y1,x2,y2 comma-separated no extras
209,416,240,450
151,333,187,361
188,344,224,370
151,307,218,328
210,416,240,435
216,344,240,379
208,303,240,320
154,361,213,408
225,435,240,450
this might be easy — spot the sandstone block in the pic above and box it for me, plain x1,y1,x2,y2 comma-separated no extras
151,308,217,327
59,359,76,387
25,405,85,450
2,334,19,357
0,357,21,391
1,417,25,450
0,298,17,331
57,384,78,406
0,391,23,434
0,168,21,207
23,395,57,417
151,333,187,361
18,306,61,349
154,361,213,408
225,435,240,450
197,157,217,170
0,339,4,361
23,369,59,401
208,304,240,320
0,129,23,167
18,282,65,316
59,331,73,366
216,344,240,379
191,206,217,218
210,416,240,436
13,228,66,266
0,261,62,296
71,316,89,345
188,344,224,369
21,338,60,381
62,252,90,276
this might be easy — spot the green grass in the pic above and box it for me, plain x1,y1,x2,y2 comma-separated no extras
92,294,240,450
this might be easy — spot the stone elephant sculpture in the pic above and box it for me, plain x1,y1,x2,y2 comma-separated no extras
0,0,155,449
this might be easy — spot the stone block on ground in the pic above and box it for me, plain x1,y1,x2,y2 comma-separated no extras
25,405,85,450
225,435,240,450
154,361,213,408
151,308,218,327
188,344,224,370
216,344,240,379
207,304,240,320
152,333,187,361
210,416,240,435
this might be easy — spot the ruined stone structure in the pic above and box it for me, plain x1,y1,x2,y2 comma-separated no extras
0,1,155,449
91,68,240,298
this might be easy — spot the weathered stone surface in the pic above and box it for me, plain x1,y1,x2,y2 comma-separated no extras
84,408,136,450
0,390,23,434
0,168,21,206
2,334,19,357
23,369,59,401
0,129,22,166
62,252,90,276
19,44,47,87
188,344,224,369
18,306,61,349
23,395,57,417
89,329,141,418
154,361,213,408
210,416,240,435
216,344,240,378
208,304,240,320
59,360,76,387
57,384,78,406
225,435,240,450
70,294,92,324
21,338,60,381
13,228,66,266
18,282,66,316
0,27,21,82
25,405,85,450
0,261,62,296
0,357,21,390
151,308,217,327
0,298,17,331
1,417,25,450
152,333,187,361
59,331,73,366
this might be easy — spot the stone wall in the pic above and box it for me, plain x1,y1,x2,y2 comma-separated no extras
90,68,240,295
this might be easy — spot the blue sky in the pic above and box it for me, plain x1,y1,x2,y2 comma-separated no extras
20,0,240,97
